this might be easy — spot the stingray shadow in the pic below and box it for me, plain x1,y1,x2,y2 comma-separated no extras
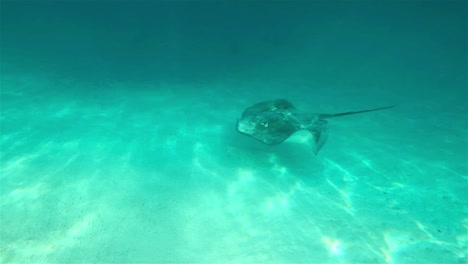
222,125,325,182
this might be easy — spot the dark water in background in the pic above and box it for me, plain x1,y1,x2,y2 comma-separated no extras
1,1,467,263
2,1,466,89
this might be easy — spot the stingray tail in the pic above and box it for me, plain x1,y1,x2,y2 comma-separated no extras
318,105,395,119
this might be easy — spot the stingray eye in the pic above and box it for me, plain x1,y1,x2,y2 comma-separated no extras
259,121,269,128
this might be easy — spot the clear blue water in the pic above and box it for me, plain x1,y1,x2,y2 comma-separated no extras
1,1,467,263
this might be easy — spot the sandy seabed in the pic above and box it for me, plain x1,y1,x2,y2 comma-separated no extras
1,75,466,263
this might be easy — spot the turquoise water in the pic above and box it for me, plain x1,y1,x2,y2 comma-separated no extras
1,1,467,263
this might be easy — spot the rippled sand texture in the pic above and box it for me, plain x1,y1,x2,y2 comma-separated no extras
1,76,466,263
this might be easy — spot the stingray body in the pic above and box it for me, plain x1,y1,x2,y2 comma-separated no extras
236,99,394,154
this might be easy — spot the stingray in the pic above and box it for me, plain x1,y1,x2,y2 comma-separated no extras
236,99,394,154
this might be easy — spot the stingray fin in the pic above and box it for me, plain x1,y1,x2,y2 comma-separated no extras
310,127,328,155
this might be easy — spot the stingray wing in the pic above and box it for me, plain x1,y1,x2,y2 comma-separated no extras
237,111,300,145
251,126,298,145
241,99,295,117
251,119,328,154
